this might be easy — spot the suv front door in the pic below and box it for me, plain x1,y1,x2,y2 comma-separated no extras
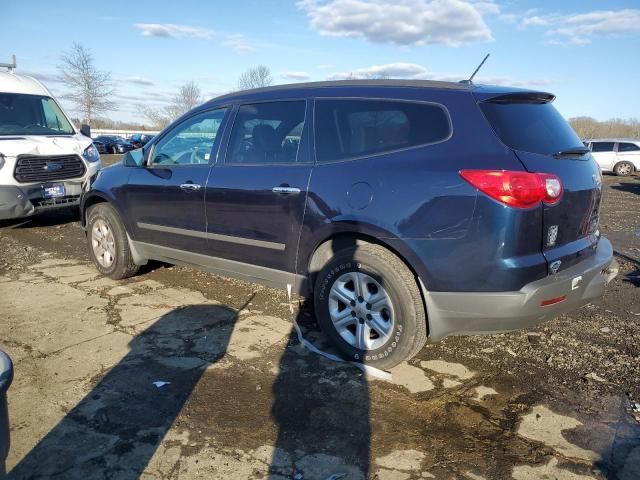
125,107,229,255
205,100,312,284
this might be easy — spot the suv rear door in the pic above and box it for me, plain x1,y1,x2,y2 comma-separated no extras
590,141,616,171
479,93,603,274
204,100,312,283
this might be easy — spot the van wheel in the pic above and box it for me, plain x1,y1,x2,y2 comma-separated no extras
86,203,139,279
614,161,634,176
313,243,427,370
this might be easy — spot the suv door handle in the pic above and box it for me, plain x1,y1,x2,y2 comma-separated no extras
180,183,202,192
272,186,301,195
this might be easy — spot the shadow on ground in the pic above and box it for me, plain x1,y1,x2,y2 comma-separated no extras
8,297,371,479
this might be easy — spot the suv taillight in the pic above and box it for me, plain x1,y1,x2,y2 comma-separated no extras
459,170,563,208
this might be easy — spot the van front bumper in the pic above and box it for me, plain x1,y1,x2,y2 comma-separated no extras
423,237,618,341
0,181,83,220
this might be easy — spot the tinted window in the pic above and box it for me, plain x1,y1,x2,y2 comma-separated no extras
618,142,640,152
150,108,226,166
315,99,450,162
226,101,306,164
591,142,615,152
481,101,583,156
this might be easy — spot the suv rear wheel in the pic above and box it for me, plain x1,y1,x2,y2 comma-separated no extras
86,203,139,280
613,161,634,176
313,243,427,370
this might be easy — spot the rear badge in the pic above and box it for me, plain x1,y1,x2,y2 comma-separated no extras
547,225,559,247
550,260,562,275
572,276,583,290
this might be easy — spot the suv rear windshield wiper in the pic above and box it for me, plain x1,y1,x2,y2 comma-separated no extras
553,147,590,158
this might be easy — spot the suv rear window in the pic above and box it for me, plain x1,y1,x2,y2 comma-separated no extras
481,99,583,156
618,142,640,152
315,99,450,162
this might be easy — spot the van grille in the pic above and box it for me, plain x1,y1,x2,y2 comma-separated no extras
13,154,86,183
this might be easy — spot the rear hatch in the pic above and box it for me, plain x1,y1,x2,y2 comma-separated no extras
479,92,602,274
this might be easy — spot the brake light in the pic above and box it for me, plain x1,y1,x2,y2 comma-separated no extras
459,170,563,208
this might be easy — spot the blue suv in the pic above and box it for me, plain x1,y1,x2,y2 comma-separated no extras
80,80,618,368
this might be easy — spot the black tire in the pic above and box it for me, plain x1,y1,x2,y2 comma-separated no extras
313,243,427,370
86,203,140,279
613,161,634,177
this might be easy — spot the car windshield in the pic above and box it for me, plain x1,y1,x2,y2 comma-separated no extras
0,92,75,136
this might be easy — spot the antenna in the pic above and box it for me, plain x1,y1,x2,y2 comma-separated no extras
0,55,17,72
460,53,489,85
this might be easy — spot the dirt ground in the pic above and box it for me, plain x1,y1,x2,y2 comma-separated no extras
0,155,638,480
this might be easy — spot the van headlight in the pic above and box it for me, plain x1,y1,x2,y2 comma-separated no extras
83,144,100,163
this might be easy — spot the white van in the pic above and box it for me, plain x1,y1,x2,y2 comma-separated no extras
0,68,101,220
586,138,640,176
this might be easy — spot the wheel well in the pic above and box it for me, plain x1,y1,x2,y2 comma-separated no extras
308,232,421,286
81,195,108,227
307,232,430,333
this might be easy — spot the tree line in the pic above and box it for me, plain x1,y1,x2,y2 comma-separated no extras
569,117,640,140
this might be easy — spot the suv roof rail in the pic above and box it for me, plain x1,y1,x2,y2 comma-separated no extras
0,55,17,72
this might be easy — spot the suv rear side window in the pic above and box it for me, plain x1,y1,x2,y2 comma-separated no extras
226,101,306,164
315,99,450,163
618,142,640,152
481,100,583,156
591,142,615,152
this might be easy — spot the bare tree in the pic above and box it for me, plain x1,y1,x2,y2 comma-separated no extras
237,65,273,90
141,81,203,129
58,43,115,125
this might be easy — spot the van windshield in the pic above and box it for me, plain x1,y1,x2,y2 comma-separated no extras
0,93,75,136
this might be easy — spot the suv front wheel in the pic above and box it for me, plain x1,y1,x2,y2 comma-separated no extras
86,203,140,280
313,243,427,370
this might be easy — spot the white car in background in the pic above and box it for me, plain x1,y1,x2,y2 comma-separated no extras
586,138,640,176
0,68,101,220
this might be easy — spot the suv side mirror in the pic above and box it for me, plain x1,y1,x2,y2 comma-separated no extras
80,124,91,138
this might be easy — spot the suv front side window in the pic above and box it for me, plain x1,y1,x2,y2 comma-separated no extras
591,142,615,152
149,108,227,166
226,101,307,165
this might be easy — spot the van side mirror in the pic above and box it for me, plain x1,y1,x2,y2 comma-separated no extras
80,124,91,138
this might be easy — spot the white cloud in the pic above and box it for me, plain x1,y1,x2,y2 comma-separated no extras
297,0,498,47
328,63,429,80
221,34,253,53
122,76,155,86
280,71,312,81
21,70,63,84
134,23,214,39
518,8,640,45
326,62,553,88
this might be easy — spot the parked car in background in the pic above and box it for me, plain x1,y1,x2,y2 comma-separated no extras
0,350,13,476
80,80,618,369
93,135,135,154
93,139,107,154
0,69,101,220
586,138,639,176
128,134,154,149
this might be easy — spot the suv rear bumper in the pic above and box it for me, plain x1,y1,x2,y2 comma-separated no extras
0,182,83,220
423,237,618,341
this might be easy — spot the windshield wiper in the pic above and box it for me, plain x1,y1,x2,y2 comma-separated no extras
553,147,590,158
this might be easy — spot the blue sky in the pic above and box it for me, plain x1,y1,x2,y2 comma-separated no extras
1,0,639,124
